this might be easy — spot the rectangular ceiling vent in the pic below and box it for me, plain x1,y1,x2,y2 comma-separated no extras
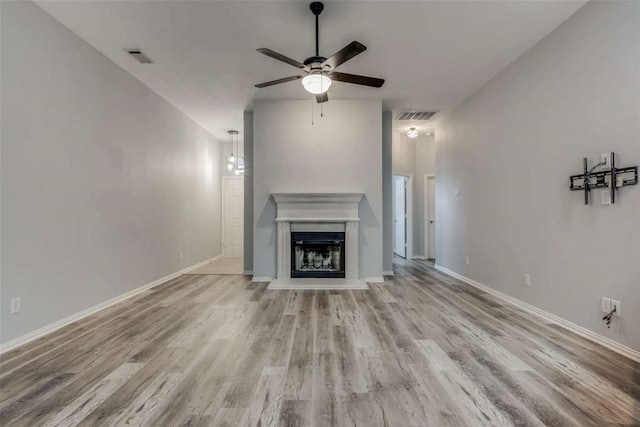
396,111,438,121
125,49,154,64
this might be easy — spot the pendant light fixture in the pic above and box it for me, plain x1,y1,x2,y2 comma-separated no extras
226,130,244,174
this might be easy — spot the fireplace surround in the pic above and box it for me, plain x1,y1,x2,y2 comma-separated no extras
269,193,368,289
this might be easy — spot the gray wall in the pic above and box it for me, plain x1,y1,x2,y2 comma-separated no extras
253,100,383,280
382,112,393,273
243,111,254,274
1,2,222,344
392,132,416,176
436,0,640,351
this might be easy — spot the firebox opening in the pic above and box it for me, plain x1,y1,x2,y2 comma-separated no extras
291,231,346,279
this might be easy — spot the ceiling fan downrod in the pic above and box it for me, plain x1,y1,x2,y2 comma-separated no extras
310,2,324,57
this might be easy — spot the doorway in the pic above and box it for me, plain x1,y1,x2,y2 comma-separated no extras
393,175,412,259
425,174,436,260
223,176,244,258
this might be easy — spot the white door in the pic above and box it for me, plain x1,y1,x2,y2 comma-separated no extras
393,176,407,258
223,177,244,257
426,175,436,260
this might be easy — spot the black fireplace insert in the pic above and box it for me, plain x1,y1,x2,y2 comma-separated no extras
291,231,345,278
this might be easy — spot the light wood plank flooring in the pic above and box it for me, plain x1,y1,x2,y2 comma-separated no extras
1,259,639,426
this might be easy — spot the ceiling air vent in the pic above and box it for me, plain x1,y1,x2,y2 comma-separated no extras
125,49,154,64
396,111,437,121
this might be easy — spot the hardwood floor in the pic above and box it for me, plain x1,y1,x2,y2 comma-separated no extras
1,259,639,426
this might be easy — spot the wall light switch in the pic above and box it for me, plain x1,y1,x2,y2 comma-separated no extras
601,297,611,313
523,274,531,287
465,257,470,266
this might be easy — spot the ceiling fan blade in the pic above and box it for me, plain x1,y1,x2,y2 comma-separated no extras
329,71,385,88
257,48,305,69
316,92,329,104
322,41,367,70
254,75,303,88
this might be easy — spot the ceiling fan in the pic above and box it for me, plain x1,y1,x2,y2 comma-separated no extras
254,1,385,104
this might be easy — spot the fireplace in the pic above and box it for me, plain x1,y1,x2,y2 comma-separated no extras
291,232,345,278
270,193,367,289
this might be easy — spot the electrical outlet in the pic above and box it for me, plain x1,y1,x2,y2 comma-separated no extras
465,257,470,266
601,189,611,205
179,251,183,260
611,300,621,317
523,274,531,287
10,297,21,314
601,297,611,313
601,153,611,167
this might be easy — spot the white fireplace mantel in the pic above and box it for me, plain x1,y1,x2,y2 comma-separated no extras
272,193,363,222
269,193,368,289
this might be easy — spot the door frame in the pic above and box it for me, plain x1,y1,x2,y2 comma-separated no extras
392,174,413,259
222,175,244,257
424,174,436,260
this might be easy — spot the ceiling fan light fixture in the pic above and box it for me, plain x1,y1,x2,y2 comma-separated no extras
302,74,332,94
407,127,419,138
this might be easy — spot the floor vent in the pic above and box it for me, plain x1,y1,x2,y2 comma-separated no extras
396,111,437,121
125,49,154,64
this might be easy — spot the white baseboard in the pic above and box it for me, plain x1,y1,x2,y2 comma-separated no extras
243,270,253,276
364,276,385,283
0,255,222,354
383,270,395,276
251,276,273,283
183,254,222,273
412,255,428,260
434,264,640,363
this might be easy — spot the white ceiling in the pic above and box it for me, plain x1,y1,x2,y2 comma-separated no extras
36,0,586,142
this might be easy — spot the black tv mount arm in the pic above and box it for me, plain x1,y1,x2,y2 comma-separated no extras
569,152,637,205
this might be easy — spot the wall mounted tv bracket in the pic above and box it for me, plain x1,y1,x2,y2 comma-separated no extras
570,152,637,205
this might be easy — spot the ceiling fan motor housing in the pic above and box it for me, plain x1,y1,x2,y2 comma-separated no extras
303,56,330,73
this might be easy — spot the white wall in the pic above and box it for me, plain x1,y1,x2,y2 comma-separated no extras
392,132,436,258
436,1,640,351
253,100,383,280
1,2,223,344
